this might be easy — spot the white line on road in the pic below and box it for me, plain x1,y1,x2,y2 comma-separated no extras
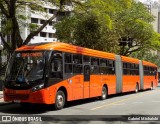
151,101,160,103
133,102,143,104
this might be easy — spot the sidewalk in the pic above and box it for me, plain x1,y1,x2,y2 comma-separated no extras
0,91,5,104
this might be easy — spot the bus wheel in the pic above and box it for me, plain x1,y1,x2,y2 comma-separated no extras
151,83,153,90
20,102,31,108
55,90,65,110
135,84,139,93
101,86,107,100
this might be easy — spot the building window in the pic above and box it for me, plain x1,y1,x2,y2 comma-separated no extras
44,8,48,13
49,33,52,38
49,9,54,14
40,20,45,24
49,33,56,38
31,18,38,24
49,9,58,14
40,32,46,37
49,21,52,26
49,21,55,26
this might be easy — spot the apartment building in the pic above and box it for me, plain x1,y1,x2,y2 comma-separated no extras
20,1,72,44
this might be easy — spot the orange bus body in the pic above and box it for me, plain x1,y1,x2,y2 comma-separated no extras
3,42,158,105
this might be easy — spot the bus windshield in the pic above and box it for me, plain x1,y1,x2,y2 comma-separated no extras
6,51,45,83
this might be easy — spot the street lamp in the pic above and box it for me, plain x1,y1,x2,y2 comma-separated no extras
0,44,3,68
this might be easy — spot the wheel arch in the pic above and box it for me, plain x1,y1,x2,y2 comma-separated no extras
103,84,108,93
136,82,139,89
57,86,68,102
151,81,154,90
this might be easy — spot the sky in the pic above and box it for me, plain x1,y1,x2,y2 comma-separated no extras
139,0,158,2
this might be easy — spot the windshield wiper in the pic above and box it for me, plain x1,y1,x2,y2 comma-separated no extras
13,61,30,85
14,62,23,81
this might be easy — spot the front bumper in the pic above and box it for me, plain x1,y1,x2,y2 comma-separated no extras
3,88,54,104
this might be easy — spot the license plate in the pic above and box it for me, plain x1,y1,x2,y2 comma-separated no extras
14,100,20,103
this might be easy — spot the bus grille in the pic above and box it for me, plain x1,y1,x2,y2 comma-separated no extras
5,94,29,100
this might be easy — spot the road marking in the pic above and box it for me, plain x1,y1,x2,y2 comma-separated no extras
133,101,143,104
113,103,125,106
91,92,151,110
151,101,160,103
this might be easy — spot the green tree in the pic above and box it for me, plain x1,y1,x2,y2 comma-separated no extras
114,1,159,56
55,14,120,52
131,50,160,67
55,0,159,55
55,0,131,52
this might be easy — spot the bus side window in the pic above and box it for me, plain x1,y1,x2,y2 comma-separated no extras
108,60,115,74
91,57,99,74
64,53,73,74
50,53,63,78
51,59,62,72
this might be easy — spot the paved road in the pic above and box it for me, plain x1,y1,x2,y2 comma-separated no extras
0,86,160,123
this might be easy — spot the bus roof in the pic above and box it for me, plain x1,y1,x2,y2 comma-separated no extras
142,60,157,67
16,42,157,67
121,56,139,64
16,42,116,60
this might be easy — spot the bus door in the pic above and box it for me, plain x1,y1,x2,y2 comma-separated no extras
83,65,90,98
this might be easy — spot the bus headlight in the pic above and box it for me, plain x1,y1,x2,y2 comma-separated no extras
32,84,44,92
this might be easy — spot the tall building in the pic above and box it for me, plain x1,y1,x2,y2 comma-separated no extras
138,0,160,57
20,1,72,44
139,0,159,32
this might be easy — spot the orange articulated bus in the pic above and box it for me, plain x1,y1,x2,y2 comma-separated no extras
3,42,158,110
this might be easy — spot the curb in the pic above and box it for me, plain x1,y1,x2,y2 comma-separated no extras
0,102,12,106
0,97,12,105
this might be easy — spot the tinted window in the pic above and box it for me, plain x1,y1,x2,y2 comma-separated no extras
100,59,106,66
91,66,99,74
83,56,90,64
65,53,72,63
65,64,72,73
73,65,83,73
50,52,63,79
91,58,99,65
73,54,82,64
64,53,72,74
123,62,139,75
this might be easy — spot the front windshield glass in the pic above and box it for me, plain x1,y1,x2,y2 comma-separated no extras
6,51,45,82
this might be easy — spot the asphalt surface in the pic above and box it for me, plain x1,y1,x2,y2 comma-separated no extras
0,86,160,123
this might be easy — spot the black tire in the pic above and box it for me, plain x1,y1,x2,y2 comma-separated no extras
20,102,31,108
55,90,65,110
135,84,139,93
101,86,107,100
